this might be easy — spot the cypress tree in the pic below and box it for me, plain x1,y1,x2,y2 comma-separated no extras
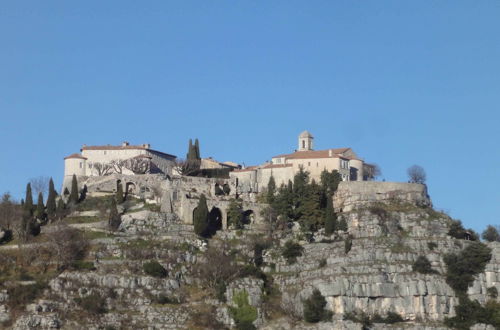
186,139,194,160
116,183,124,203
69,175,79,204
324,194,337,235
267,176,276,204
24,183,34,214
46,178,57,216
193,194,209,236
194,138,200,159
56,198,65,220
35,192,45,219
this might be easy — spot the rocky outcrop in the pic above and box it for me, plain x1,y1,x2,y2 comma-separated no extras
334,181,431,212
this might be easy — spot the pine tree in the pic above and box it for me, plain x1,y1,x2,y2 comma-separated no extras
35,192,45,219
324,194,337,235
24,183,34,214
193,194,209,236
116,183,124,204
46,178,57,216
56,198,66,220
69,175,79,205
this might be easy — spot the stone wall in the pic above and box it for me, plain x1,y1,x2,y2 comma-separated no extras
333,181,432,212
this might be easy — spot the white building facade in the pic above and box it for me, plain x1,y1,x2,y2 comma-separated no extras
231,131,370,193
63,142,176,191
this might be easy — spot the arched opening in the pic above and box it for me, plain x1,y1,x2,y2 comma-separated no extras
207,207,223,237
126,182,136,194
242,210,254,225
214,183,224,196
116,180,122,192
192,207,198,225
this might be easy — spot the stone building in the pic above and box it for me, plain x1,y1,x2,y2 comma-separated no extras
63,142,176,191
231,131,370,192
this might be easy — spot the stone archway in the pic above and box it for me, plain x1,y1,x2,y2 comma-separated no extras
126,182,136,194
207,207,223,237
242,210,254,225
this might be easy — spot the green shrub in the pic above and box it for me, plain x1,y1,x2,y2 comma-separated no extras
427,242,438,250
303,289,332,323
487,286,498,299
412,256,438,274
229,290,257,330
383,311,404,323
281,240,304,264
154,294,180,304
75,292,106,314
444,242,491,293
72,260,96,271
448,219,478,240
143,261,167,278
444,295,500,329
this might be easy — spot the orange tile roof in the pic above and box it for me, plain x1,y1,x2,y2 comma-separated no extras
261,163,293,169
64,153,87,160
81,144,176,158
272,148,353,160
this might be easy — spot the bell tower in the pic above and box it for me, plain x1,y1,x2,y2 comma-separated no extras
298,131,314,151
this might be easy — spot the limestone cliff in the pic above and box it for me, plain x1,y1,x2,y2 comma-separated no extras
0,182,498,330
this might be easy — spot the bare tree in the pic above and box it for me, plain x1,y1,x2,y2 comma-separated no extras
363,163,381,181
193,243,239,289
45,223,89,270
173,158,200,176
30,176,50,197
110,159,127,174
126,157,152,174
90,162,113,176
407,165,426,184
0,193,22,231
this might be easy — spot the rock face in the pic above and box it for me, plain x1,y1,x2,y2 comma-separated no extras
334,181,432,212
3,181,499,329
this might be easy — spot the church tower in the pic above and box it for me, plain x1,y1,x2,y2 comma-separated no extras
298,130,314,151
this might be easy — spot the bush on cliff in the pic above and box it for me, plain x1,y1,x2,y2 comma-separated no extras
229,290,258,330
444,241,491,293
412,256,438,274
143,260,167,278
282,240,304,264
303,289,332,323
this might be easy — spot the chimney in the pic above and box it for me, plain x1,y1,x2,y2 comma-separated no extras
143,143,151,149
122,141,129,147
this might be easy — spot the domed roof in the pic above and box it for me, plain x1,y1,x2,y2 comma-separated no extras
299,130,313,138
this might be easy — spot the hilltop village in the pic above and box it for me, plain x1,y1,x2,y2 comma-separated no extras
0,131,498,330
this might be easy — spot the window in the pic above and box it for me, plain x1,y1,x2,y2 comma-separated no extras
104,151,107,155
308,162,311,166
79,162,82,169
302,140,305,149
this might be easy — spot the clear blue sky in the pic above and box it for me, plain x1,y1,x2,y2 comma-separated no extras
1,1,498,232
